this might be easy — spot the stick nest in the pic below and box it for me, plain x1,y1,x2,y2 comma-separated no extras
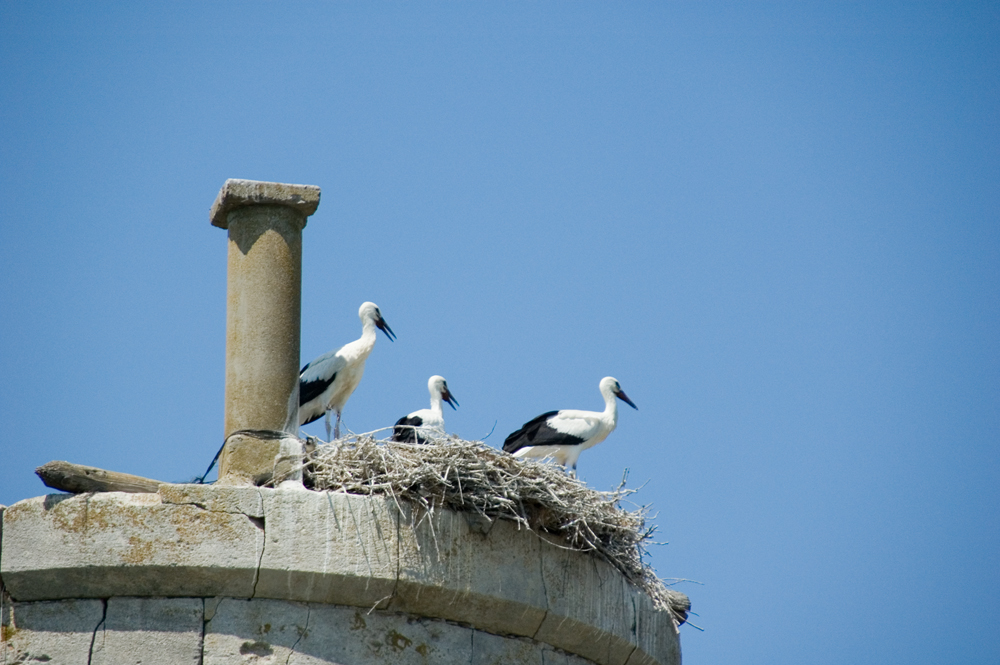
297,433,689,623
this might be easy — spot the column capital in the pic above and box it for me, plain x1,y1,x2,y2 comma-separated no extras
210,179,321,229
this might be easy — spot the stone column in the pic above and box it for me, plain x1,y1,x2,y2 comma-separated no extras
210,179,320,484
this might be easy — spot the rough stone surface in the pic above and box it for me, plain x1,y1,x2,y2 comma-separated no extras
254,490,398,608
0,489,682,664
625,593,682,665
1,598,104,665
203,597,310,664
210,178,321,230
203,598,598,665
2,596,602,665
91,597,203,665
160,483,265,518
0,491,264,600
535,538,640,665
218,433,286,487
393,504,548,637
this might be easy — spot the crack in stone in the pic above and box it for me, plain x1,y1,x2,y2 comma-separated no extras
198,598,207,665
621,595,638,665
1,586,11,664
284,605,310,665
250,489,266,598
162,499,261,517
388,501,401,608
86,598,107,665
533,540,549,640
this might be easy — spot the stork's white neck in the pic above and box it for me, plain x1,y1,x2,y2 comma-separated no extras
600,384,620,427
428,393,445,418
358,318,378,349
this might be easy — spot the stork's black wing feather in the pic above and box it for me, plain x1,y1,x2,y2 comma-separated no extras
503,410,560,453
300,371,336,410
392,414,427,443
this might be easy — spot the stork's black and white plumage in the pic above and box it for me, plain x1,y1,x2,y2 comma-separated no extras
299,302,396,440
503,376,637,474
391,375,458,443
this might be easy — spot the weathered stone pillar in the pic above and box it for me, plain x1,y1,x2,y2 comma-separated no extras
210,179,320,484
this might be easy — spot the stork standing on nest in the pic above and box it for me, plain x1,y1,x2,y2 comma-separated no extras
503,376,637,475
391,375,458,443
299,302,396,440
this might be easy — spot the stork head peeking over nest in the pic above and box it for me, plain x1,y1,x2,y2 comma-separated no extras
392,375,459,444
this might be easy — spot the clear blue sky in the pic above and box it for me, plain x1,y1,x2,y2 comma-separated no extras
2,2,998,663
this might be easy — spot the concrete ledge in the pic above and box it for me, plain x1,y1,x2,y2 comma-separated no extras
0,488,681,664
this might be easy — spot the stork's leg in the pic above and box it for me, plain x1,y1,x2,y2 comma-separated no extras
324,412,333,442
334,411,343,439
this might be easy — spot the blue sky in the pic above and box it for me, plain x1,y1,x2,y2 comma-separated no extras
2,2,998,663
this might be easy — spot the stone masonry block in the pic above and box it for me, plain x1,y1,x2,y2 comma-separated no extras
91,597,203,665
624,592,681,665
1,599,104,665
160,483,265,518
205,599,480,665
393,506,548,637
203,597,310,665
254,490,398,608
205,598,601,665
471,630,598,665
0,492,264,600
291,603,475,665
535,539,638,665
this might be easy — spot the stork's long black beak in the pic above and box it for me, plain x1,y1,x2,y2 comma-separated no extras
376,317,396,341
616,390,638,410
443,389,459,410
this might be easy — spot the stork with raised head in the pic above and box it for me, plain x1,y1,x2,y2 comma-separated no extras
299,302,396,440
502,376,637,474
391,375,458,443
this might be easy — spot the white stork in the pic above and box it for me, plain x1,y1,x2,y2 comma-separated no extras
299,302,396,440
502,376,637,474
391,375,458,443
